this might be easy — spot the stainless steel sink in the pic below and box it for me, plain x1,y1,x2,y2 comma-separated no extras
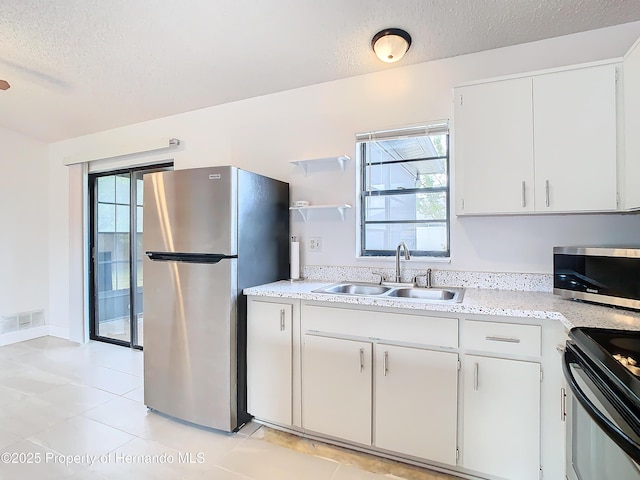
312,283,464,303
315,283,393,296
386,287,463,302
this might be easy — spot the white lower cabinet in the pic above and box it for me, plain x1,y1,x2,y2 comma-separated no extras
248,299,561,480
462,354,541,480
375,344,458,464
302,334,372,445
246,300,293,426
301,304,459,463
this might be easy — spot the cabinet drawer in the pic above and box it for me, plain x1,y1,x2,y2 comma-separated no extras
462,320,540,357
303,304,458,348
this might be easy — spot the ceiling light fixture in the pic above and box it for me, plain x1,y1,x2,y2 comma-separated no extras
371,28,412,63
0,79,10,91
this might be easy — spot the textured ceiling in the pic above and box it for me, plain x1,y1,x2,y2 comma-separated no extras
1,0,640,142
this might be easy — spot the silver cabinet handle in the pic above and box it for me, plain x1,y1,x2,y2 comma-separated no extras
279,309,285,331
359,348,365,373
383,351,389,377
521,181,526,208
474,362,479,391
561,387,567,422
485,336,520,343
545,180,550,207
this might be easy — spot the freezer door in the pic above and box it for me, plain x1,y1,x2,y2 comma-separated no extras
143,256,238,431
143,166,237,255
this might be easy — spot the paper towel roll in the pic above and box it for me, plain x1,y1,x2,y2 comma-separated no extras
290,241,300,280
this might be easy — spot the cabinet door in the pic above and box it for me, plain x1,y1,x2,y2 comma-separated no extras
624,39,640,210
375,344,458,465
454,78,534,214
533,64,618,212
462,355,541,480
302,334,372,445
247,300,292,426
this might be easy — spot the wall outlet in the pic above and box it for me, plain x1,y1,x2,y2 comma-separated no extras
308,237,323,252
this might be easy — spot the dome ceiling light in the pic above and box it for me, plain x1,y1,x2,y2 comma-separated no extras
371,28,412,63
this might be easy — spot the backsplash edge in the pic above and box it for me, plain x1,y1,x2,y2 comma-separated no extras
302,266,553,293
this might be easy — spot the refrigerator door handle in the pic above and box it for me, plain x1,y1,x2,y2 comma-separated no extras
146,252,237,263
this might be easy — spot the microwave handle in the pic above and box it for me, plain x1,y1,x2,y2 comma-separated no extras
563,347,640,462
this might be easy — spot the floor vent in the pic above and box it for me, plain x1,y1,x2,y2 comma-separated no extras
1,310,45,334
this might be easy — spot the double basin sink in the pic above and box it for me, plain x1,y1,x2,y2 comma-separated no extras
313,282,464,303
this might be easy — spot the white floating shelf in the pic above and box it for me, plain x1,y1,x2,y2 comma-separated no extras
289,204,352,222
290,155,350,176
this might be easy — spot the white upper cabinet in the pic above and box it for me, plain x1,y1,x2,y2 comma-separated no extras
454,61,620,215
454,77,534,214
533,64,617,212
623,37,640,211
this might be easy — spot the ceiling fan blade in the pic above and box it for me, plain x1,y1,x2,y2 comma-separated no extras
0,80,10,90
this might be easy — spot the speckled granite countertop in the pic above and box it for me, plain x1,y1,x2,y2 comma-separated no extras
244,280,640,331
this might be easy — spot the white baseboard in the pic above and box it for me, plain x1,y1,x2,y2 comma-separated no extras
0,326,49,346
48,325,71,341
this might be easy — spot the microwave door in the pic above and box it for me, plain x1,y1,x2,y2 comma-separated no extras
553,247,640,310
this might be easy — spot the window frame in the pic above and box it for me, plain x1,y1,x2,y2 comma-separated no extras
88,162,173,349
357,125,451,258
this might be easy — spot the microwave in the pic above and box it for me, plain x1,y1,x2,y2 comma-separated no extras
553,246,640,310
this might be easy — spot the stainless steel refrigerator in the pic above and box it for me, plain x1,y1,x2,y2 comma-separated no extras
142,166,289,432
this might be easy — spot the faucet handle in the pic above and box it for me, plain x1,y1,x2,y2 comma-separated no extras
372,271,385,285
413,274,427,286
414,269,433,288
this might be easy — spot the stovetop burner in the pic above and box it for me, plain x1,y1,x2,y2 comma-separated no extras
569,327,640,404
589,331,640,379
613,353,640,377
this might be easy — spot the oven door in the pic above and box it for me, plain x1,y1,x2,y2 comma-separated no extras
564,344,640,480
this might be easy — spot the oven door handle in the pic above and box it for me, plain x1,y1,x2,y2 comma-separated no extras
563,347,640,462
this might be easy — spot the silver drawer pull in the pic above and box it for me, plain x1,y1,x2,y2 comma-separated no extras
359,348,365,373
383,351,389,377
280,309,286,331
485,336,521,344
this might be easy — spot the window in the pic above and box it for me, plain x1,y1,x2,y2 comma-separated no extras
357,122,450,257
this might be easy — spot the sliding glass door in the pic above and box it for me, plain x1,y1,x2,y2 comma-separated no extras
89,164,172,348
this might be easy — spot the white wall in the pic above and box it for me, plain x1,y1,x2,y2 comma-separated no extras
48,22,640,337
0,127,49,323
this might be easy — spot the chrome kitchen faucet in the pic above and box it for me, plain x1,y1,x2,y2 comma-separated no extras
395,241,411,283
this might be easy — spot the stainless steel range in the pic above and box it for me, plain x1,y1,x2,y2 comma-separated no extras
564,327,640,479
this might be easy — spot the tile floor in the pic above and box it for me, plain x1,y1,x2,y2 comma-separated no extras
0,337,460,480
